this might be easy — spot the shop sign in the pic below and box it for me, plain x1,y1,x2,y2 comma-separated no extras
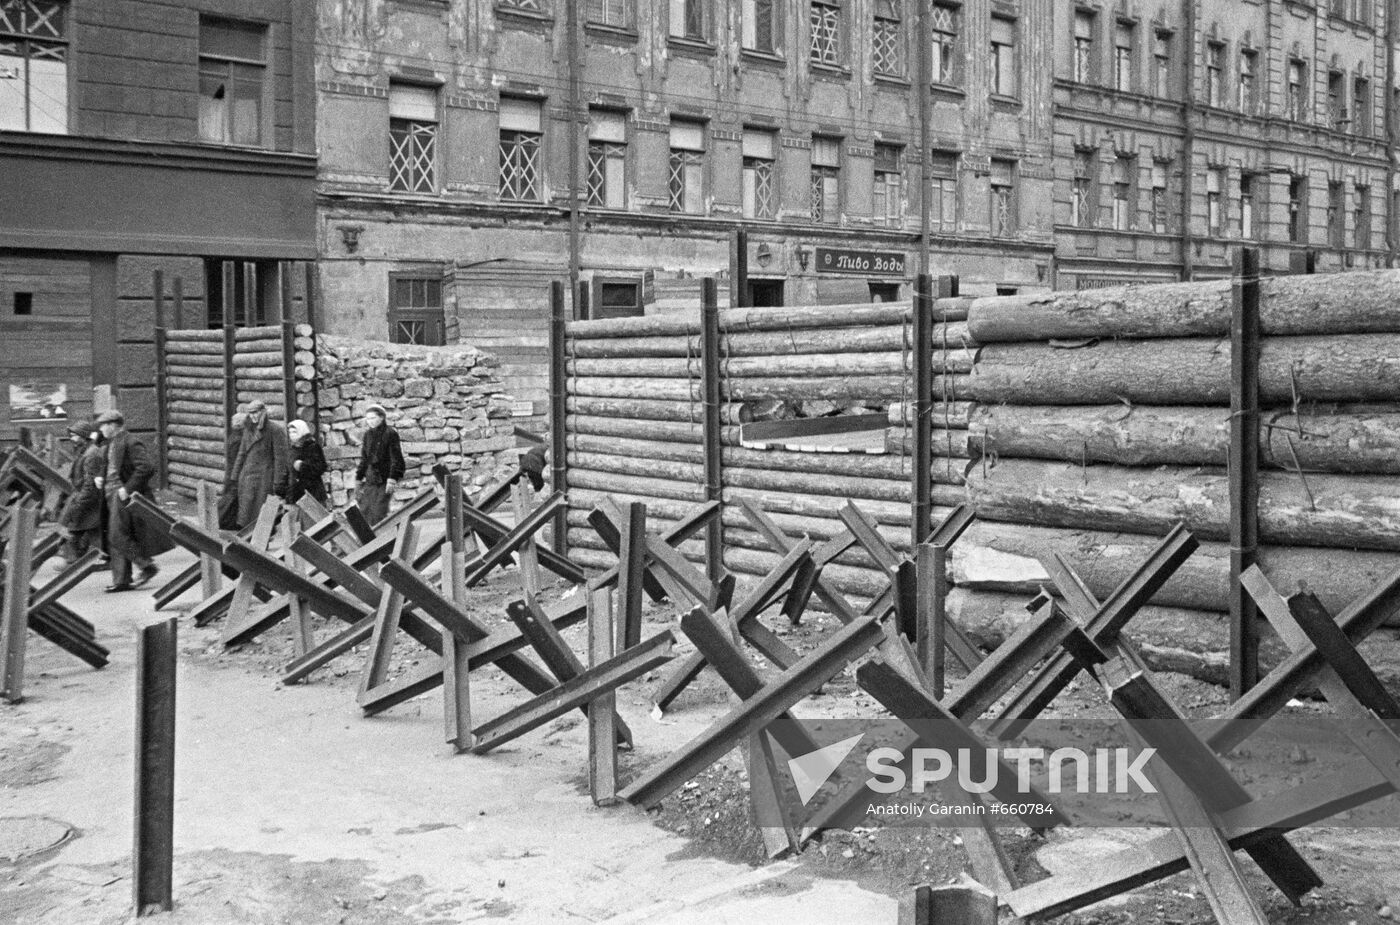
814,248,905,276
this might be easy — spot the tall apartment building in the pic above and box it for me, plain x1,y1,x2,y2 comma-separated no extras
0,0,315,444
1054,0,1396,287
316,0,1058,415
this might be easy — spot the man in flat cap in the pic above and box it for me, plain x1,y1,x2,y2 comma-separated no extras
354,403,405,525
227,399,289,528
95,410,172,591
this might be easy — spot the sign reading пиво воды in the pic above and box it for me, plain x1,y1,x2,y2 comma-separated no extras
814,248,906,276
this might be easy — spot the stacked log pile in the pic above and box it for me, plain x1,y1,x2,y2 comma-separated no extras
234,323,316,426
164,329,227,495
950,270,1400,675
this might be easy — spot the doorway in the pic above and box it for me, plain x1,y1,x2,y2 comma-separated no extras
747,279,784,307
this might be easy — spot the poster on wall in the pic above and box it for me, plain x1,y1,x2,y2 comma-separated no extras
9,381,69,422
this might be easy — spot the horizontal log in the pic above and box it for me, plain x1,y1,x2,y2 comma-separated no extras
570,334,700,358
294,323,313,337
162,352,224,367
933,297,974,322
564,489,713,524
567,467,707,503
970,405,1400,474
168,389,227,403
720,302,911,332
949,520,1400,624
170,464,226,485
568,351,974,379
234,325,282,340
726,465,911,503
888,401,976,428
293,336,315,350
232,351,284,365
565,450,705,483
168,376,232,391
724,376,908,402
567,434,704,464
168,411,226,425
169,400,228,416
723,322,972,357
722,546,887,601
165,329,224,342
721,445,914,480
892,429,973,460
567,414,706,444
567,314,700,339
570,377,704,401
164,367,225,382
965,458,1400,551
966,335,1400,405
168,448,224,466
566,396,749,424
235,367,291,381
168,439,225,456
966,269,1400,342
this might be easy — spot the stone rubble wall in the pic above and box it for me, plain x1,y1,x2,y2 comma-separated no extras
314,336,520,508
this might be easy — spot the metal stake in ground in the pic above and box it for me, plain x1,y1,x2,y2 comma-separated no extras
133,617,177,916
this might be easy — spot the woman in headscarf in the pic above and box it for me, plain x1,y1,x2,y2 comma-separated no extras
286,418,328,505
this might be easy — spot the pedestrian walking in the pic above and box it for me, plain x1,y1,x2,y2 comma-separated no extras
57,421,106,562
94,410,172,591
217,411,246,530
286,418,328,505
354,404,405,525
228,399,289,528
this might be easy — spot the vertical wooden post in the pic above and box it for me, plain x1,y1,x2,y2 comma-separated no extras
700,278,724,582
241,261,257,326
588,585,619,805
274,262,289,324
280,320,296,424
443,472,472,751
548,281,568,556
0,503,38,704
512,481,541,595
914,542,950,699
617,501,646,651
1229,247,1262,698
133,617,177,916
729,229,749,308
282,514,313,657
196,482,222,598
911,274,934,546
171,276,184,330
153,271,169,487
302,261,318,330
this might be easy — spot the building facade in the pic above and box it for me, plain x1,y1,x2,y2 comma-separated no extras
316,0,1059,417
0,0,316,444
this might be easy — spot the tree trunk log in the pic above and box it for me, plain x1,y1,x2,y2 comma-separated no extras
163,353,225,367
964,458,1400,551
568,351,974,379
723,376,908,402
966,334,1400,405
568,434,704,464
949,520,1400,625
567,414,707,443
566,315,700,339
722,545,888,600
725,465,910,503
566,488,712,524
165,387,226,402
567,395,750,424
165,329,224,342
966,270,1400,342
235,366,291,380
567,468,707,503
569,334,700,358
167,423,225,440
570,377,704,402
722,445,914,480
720,302,910,332
164,367,227,382
566,451,704,484
170,401,228,416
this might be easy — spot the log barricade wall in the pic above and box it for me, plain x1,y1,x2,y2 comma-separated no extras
559,269,1400,686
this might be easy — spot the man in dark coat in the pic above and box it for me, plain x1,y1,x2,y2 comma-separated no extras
58,421,106,561
96,410,173,591
228,400,290,528
354,404,406,525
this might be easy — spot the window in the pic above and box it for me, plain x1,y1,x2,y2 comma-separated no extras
13,292,33,315
1355,185,1371,250
669,0,706,40
1113,21,1134,92
1204,42,1223,107
587,110,627,209
810,135,841,223
1239,174,1255,238
1289,176,1307,243
198,17,266,146
872,0,903,77
1151,162,1169,232
1206,168,1223,236
1112,156,1135,230
1353,76,1371,135
0,0,67,133
390,276,445,346
741,129,776,219
669,119,705,213
1072,10,1095,83
1287,60,1307,120
742,0,777,53
498,0,545,10
1152,31,1171,98
990,159,1015,236
205,258,278,327
809,0,841,66
1239,49,1258,113
499,97,543,202
1327,181,1344,247
930,151,958,232
991,16,1018,97
1328,70,1346,129
1072,149,1096,227
872,144,902,226
931,2,959,84
388,84,438,194
591,278,643,320
587,0,627,28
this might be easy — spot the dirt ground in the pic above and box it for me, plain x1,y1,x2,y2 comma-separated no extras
4,522,1400,924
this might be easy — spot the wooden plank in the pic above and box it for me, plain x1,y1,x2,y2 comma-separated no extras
588,587,619,806
220,499,282,644
358,522,419,697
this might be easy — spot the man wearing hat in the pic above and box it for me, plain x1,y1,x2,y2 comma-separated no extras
57,420,106,562
354,404,405,524
95,410,173,591
227,399,289,528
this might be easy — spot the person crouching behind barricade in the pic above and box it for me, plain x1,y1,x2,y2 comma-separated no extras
57,421,106,563
286,418,328,505
353,404,406,525
94,410,173,592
